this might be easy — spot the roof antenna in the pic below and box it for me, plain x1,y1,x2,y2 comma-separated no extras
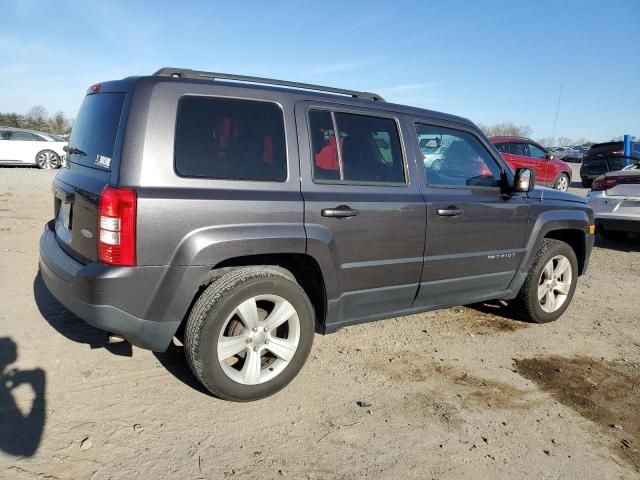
545,83,563,201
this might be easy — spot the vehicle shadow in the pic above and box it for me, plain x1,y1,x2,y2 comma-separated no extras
570,180,585,189
594,233,640,253
467,299,531,323
153,346,210,396
33,272,132,356
0,337,46,457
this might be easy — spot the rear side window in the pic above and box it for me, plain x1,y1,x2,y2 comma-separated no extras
68,93,126,170
175,96,287,181
309,110,405,184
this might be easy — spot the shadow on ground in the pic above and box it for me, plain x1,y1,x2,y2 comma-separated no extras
0,337,46,457
594,233,640,253
33,272,132,356
153,346,210,396
467,299,531,323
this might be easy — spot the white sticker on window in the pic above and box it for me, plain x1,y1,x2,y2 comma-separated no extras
95,154,111,168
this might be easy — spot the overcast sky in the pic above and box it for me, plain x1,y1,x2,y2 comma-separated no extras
1,0,638,141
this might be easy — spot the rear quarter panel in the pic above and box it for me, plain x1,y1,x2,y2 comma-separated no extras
118,78,306,268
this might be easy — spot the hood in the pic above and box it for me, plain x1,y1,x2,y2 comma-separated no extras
526,186,587,204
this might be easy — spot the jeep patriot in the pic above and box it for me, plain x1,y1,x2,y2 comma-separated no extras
39,68,595,401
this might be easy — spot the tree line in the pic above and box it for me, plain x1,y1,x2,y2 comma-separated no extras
0,106,72,135
477,122,595,147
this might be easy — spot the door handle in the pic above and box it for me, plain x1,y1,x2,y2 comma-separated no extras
321,205,359,218
436,208,464,217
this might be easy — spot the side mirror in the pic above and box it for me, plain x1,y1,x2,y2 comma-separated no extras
513,168,535,193
545,153,554,160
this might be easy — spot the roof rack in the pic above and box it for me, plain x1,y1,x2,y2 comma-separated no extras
153,67,385,102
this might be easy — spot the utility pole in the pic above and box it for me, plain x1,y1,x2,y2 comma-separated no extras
551,84,563,147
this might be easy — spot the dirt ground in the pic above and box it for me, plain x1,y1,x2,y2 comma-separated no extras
1,167,639,480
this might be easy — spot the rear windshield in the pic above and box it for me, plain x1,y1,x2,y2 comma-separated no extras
68,93,126,170
587,142,622,156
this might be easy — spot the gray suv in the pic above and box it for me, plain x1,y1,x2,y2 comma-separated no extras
39,68,595,401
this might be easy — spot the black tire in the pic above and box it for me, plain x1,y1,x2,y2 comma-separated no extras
184,266,315,401
514,239,578,324
553,173,570,191
581,178,592,188
35,150,60,169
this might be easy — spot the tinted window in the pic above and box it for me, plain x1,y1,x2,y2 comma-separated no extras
494,142,508,153
175,96,286,181
0,130,9,140
415,124,502,187
309,110,340,181
68,92,126,170
10,131,39,141
527,143,547,159
309,110,405,184
509,142,527,156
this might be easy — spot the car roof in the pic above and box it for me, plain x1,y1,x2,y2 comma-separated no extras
97,73,476,129
489,136,535,143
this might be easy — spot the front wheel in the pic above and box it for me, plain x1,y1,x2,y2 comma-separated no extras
184,267,315,401
553,173,570,191
514,239,578,323
35,150,60,169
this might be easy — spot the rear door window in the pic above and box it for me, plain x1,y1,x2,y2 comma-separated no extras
175,96,287,181
68,92,126,170
493,142,508,153
10,131,39,141
509,142,527,156
308,110,405,184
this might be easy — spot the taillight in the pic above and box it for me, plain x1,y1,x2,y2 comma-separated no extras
592,175,640,191
98,186,136,266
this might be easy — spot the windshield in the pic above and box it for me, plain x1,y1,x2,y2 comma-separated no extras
68,92,126,170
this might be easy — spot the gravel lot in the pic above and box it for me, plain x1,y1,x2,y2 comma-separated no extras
1,166,639,479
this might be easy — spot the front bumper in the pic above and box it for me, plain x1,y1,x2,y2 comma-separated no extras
38,225,179,351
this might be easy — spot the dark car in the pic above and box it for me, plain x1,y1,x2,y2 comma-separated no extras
39,68,595,401
580,141,640,187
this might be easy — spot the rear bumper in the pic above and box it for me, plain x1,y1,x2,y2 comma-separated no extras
587,190,640,232
38,225,179,351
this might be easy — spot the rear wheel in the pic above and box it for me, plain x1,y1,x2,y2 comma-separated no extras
35,150,60,169
184,267,315,401
553,173,570,191
515,239,578,323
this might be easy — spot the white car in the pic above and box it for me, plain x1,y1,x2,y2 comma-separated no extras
587,166,640,239
0,127,67,169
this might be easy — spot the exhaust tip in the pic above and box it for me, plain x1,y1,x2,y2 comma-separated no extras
107,333,125,344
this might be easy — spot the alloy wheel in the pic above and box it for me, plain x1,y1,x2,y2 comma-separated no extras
537,255,572,313
36,151,59,169
217,294,300,385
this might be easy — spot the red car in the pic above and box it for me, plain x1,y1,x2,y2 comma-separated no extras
489,137,572,191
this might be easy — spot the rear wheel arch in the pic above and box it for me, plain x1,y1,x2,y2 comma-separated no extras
176,253,328,341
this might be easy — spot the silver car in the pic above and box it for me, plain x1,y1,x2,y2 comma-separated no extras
587,165,640,239
0,127,67,168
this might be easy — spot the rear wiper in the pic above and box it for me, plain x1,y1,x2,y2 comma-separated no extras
63,145,87,156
